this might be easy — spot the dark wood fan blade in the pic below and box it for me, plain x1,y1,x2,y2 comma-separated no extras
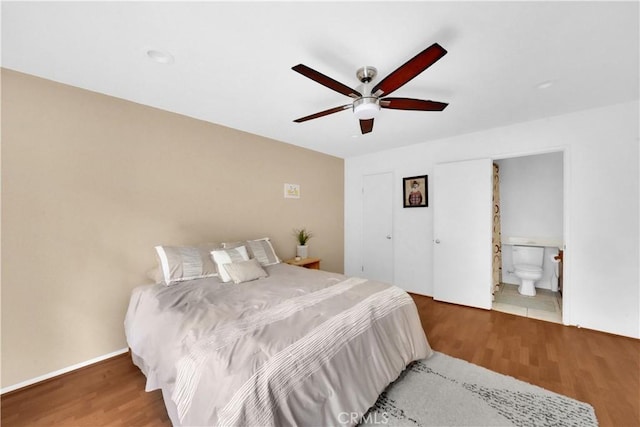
380,97,448,111
372,43,447,97
292,64,362,98
293,104,351,123
360,118,374,134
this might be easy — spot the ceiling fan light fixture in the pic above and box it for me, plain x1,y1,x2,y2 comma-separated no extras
353,97,380,120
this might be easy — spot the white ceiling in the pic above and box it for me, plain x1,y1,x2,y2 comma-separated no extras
2,1,638,158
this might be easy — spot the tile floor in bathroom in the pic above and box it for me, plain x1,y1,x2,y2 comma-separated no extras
492,283,563,324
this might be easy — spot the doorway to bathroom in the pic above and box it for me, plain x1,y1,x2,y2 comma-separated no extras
492,151,564,324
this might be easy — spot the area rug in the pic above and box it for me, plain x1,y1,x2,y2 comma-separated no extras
360,352,597,427
495,291,557,313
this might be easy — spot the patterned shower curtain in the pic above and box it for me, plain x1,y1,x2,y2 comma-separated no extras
492,163,502,295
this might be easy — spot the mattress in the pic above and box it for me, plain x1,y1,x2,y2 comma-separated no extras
125,262,431,426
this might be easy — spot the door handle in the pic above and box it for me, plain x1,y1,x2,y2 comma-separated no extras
386,235,392,240
434,239,441,244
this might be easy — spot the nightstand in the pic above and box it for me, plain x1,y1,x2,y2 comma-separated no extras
284,257,321,270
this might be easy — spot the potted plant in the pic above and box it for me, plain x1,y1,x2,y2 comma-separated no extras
293,228,313,259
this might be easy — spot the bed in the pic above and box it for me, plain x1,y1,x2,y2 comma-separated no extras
125,242,432,426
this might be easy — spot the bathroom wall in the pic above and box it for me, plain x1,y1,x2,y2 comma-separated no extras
496,153,563,289
496,152,563,238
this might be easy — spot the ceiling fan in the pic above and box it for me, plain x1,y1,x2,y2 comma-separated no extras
292,43,449,135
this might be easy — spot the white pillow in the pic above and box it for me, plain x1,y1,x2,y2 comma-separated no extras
223,237,281,266
211,246,250,283
246,238,281,266
155,243,221,285
223,258,268,284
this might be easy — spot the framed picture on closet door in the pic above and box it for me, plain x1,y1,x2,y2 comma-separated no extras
403,175,428,208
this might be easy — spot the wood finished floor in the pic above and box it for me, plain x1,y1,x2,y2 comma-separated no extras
2,294,638,426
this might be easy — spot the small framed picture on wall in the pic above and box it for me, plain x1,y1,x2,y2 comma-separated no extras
403,175,428,208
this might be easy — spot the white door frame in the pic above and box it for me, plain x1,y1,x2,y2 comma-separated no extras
492,146,571,326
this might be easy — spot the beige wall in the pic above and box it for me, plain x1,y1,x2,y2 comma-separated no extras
1,69,344,388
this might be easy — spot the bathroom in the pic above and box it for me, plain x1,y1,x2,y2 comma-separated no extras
492,151,564,323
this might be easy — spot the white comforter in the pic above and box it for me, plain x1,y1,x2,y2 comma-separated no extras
125,263,431,426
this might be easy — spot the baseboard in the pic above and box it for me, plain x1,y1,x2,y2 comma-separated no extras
1,347,129,394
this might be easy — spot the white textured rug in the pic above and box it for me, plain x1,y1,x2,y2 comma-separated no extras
360,352,597,427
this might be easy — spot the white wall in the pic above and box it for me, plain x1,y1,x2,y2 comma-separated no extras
496,152,564,239
496,153,563,289
345,101,639,338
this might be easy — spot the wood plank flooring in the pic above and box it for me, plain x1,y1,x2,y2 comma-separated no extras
1,351,170,427
411,295,640,427
2,294,638,426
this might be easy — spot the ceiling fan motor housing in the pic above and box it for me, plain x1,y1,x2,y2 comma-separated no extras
356,66,377,83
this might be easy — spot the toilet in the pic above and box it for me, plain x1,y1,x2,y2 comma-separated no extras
512,245,544,296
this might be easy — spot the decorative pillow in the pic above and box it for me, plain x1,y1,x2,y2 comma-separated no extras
147,268,222,285
155,243,222,285
224,237,281,267
223,258,268,284
211,246,250,283
246,238,281,266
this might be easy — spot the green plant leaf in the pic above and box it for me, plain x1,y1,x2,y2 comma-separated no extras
293,228,313,245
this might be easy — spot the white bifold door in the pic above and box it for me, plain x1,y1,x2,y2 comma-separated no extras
433,159,493,310
362,172,394,284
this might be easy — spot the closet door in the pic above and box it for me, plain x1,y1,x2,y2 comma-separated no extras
361,172,394,284
433,159,493,309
